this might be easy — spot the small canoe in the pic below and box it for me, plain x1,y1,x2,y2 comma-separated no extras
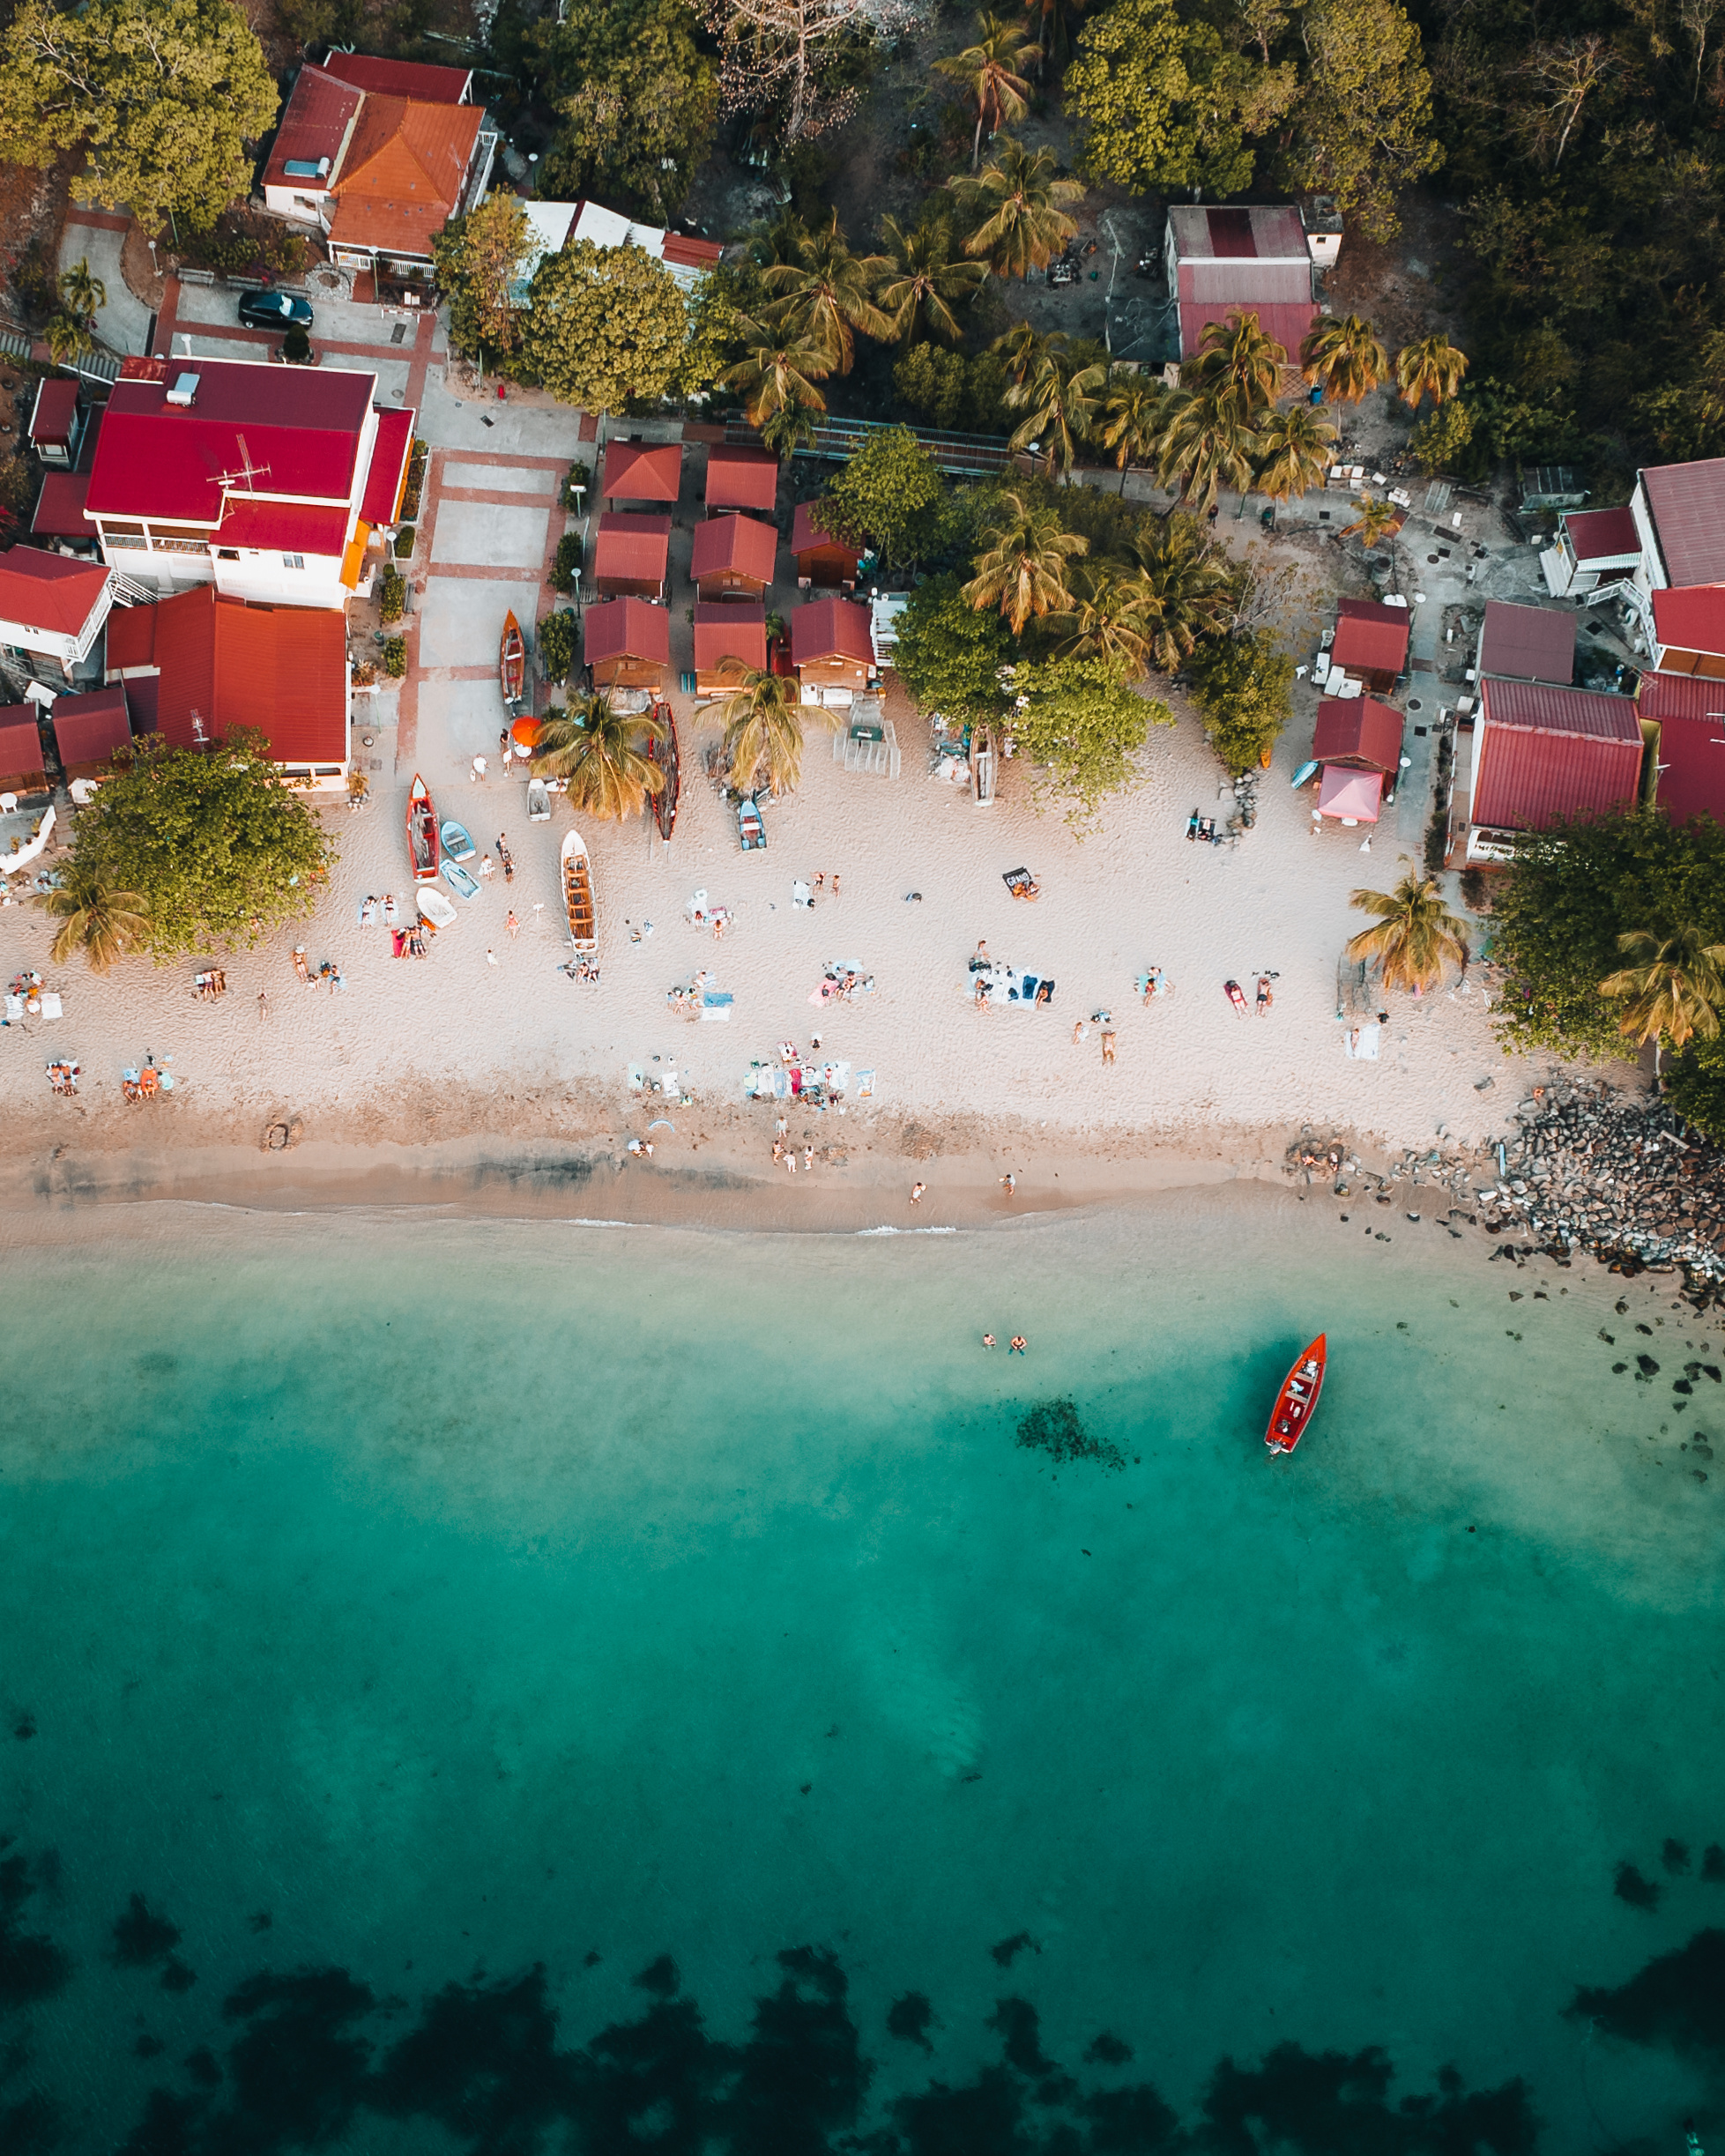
1291,759,1320,788
417,885,457,929
440,820,476,863
561,828,597,951
526,778,551,822
407,774,439,882
652,699,680,844
501,610,525,705
738,795,766,851
443,859,480,900
1266,1334,1327,1454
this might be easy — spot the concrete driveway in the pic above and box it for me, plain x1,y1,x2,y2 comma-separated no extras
56,211,153,357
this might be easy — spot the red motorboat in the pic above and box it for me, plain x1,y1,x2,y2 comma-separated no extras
406,773,439,882
1266,1334,1326,1453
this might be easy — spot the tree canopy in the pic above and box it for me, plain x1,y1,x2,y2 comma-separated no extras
536,0,718,220
821,426,947,572
891,573,1015,725
524,241,692,413
1187,631,1295,777
0,0,279,233
434,196,532,369
1009,654,1169,826
69,732,333,959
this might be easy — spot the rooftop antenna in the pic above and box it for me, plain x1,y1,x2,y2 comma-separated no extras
217,433,271,494
190,707,208,744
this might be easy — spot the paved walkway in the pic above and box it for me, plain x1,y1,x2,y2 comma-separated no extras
56,208,152,356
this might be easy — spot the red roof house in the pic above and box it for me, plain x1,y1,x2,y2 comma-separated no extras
0,707,46,793
0,548,114,666
1639,671,1725,827
102,587,349,777
591,514,672,599
705,445,779,514
1651,586,1725,677
32,473,93,544
50,685,131,779
601,440,681,509
1312,695,1403,772
1164,204,1317,361
28,379,85,470
1639,457,1725,589
694,602,767,693
791,499,860,590
1329,598,1409,691
584,597,668,688
322,53,473,102
1466,678,1645,860
791,596,874,697
690,513,776,600
1477,599,1576,686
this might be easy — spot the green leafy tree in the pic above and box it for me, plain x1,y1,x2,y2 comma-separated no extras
1280,0,1441,243
895,340,968,427
964,489,1088,631
1011,653,1170,825
0,0,279,234
538,610,578,683
934,11,1037,170
434,195,532,368
35,870,149,974
1345,874,1470,992
536,0,718,219
68,731,332,958
531,695,667,820
891,572,1015,724
1188,630,1295,775
949,138,1084,279
1407,398,1475,474
524,241,690,413
822,426,947,574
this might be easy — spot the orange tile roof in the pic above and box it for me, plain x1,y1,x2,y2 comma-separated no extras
328,93,482,257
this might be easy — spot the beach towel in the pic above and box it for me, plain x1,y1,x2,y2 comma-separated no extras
857,1070,875,1098
39,993,62,1020
1344,1025,1381,1061
701,993,733,1022
792,881,813,908
4,994,21,1022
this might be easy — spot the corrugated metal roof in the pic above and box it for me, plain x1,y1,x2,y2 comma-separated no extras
1652,584,1725,658
1179,300,1314,360
601,440,681,502
1474,679,1643,831
1639,457,1725,587
584,597,668,665
1311,695,1402,772
0,712,44,781
1639,673,1725,825
115,587,346,762
705,444,779,510
693,602,766,673
791,499,856,559
592,513,671,584
1562,505,1639,561
1478,598,1576,685
361,408,415,525
214,500,350,554
29,379,78,444
50,685,130,769
0,548,109,637
264,65,361,191
1330,598,1409,675
791,594,873,666
1166,204,1306,262
1179,262,1312,306
32,472,92,539
321,53,472,102
689,512,776,584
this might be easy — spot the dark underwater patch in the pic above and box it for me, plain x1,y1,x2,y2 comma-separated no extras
110,1896,182,1970
1014,1399,1125,1471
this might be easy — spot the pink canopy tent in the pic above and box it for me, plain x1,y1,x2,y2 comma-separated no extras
1318,764,1384,823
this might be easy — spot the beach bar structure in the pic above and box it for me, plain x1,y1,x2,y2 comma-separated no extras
704,444,778,515
791,499,859,591
690,513,776,602
601,440,681,512
693,602,766,695
1311,695,1403,824
584,596,668,689
591,514,671,600
791,595,874,705
49,685,131,780
1464,678,1646,863
1328,598,1409,695
0,704,46,795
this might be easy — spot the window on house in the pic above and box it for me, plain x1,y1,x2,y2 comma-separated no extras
283,554,305,569
217,549,240,561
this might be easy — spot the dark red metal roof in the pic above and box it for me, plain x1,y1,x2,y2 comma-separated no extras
0,711,44,781
32,473,92,539
601,440,681,503
693,602,766,673
29,379,78,446
592,514,671,584
1652,585,1725,659
705,445,778,511
791,499,857,560
0,548,109,636
1639,671,1725,826
107,587,346,762
1330,598,1409,676
213,500,350,553
1311,695,1402,773
791,594,873,667
264,64,362,190
50,685,130,769
1562,505,1639,561
689,513,776,584
1478,598,1575,685
360,408,415,525
1474,678,1643,832
321,52,472,102
584,597,669,665
1178,301,1315,361
1640,457,1725,587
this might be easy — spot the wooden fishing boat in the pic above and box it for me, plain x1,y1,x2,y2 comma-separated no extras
407,774,438,882
526,777,551,822
1266,1334,1326,1454
652,699,680,844
500,611,526,705
416,885,457,929
561,828,597,951
439,819,476,863
442,859,480,900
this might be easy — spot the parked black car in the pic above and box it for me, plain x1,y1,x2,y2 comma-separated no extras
237,290,313,331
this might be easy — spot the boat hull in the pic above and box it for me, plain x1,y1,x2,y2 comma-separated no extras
501,610,525,706
416,886,457,929
407,775,439,882
561,829,597,952
1266,1334,1326,1453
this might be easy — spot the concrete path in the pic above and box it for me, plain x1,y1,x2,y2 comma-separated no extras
56,210,152,357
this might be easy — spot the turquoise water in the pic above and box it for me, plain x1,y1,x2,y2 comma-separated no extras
3,1191,1723,2153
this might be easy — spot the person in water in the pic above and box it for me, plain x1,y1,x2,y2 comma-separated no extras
982,1334,996,1349
1009,1336,1027,1354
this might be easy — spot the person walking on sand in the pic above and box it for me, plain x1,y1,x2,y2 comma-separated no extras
1001,1172,1015,1195
832,873,840,899
772,1137,784,1163
1101,1027,1117,1064
803,1144,814,1170
911,1181,926,1204
471,754,487,783
507,911,520,940
257,989,271,1022
487,948,499,966
786,1151,797,1174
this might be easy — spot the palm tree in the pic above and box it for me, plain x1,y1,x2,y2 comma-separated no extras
35,872,149,973
1342,493,1402,546
58,256,107,328
1185,309,1285,420
1021,0,1088,70
531,694,666,821
1394,333,1469,411
1005,351,1104,478
934,13,1038,169
749,208,813,272
1600,926,1725,1060
1300,314,1388,404
724,318,831,429
963,488,1088,630
1254,404,1338,502
951,138,1084,279
1125,516,1234,671
990,320,1056,390
1046,561,1155,676
1098,374,1168,494
1156,389,1259,511
760,398,821,457
44,312,93,366
762,214,889,375
1345,875,1470,993
721,667,831,796
875,215,987,345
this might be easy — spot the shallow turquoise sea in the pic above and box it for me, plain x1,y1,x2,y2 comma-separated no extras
3,1188,1723,2154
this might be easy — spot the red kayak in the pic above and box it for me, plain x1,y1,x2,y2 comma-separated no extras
1266,1334,1326,1453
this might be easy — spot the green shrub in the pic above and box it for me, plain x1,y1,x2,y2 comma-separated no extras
560,458,592,509
1408,399,1474,476
550,531,583,593
382,636,407,678
393,525,415,559
1188,632,1294,777
895,341,965,428
398,441,428,523
283,326,310,363
538,608,577,681
378,565,406,623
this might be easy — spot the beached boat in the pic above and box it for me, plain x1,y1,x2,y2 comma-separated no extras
653,700,680,843
442,859,480,900
407,775,439,882
1291,759,1320,788
526,778,551,823
440,820,476,862
738,795,766,851
561,829,597,951
416,885,457,929
1266,1334,1326,1453
501,611,525,705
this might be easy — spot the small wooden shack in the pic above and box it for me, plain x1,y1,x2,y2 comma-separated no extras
791,499,860,591
693,603,766,696
50,684,132,781
584,597,668,690
600,439,681,511
690,513,776,602
791,595,874,703
591,514,672,600
705,444,779,515
0,704,48,795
